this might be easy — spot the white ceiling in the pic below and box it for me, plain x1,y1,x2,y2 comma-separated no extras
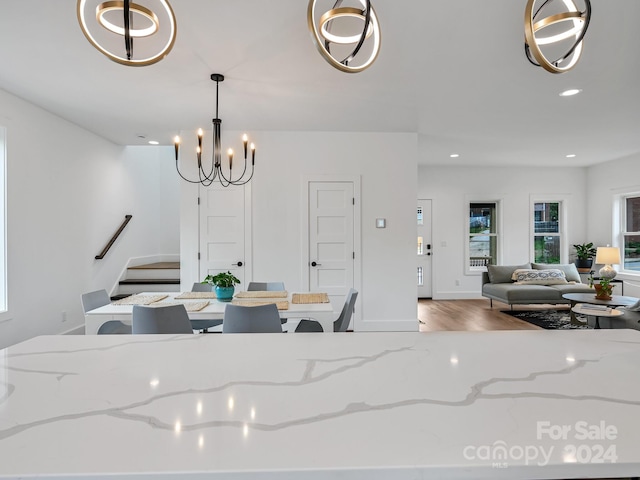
1,1,639,167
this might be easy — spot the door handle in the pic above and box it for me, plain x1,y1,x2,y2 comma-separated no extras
311,261,321,267
232,261,243,267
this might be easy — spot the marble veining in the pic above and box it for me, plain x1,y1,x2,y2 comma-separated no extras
1,330,640,479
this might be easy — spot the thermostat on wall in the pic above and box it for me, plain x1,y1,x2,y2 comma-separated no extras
376,218,386,228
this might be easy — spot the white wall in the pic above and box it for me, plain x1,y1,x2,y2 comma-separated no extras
587,152,640,297
418,165,589,300
181,131,418,331
0,88,179,348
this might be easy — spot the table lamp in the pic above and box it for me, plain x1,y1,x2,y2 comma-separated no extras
595,246,621,280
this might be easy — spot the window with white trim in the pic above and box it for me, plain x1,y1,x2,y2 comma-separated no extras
468,202,499,271
622,195,640,272
533,201,562,264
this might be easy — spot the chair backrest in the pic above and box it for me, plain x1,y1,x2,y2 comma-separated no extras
192,282,213,292
333,289,358,332
81,289,111,313
132,304,194,334
222,303,283,333
247,282,286,291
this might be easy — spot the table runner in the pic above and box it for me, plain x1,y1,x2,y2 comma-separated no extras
151,301,210,312
231,299,290,310
235,290,288,299
111,294,168,305
291,292,330,304
175,292,217,299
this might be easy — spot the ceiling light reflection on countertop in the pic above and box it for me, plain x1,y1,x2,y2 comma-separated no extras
560,89,582,97
450,154,460,158
566,154,576,158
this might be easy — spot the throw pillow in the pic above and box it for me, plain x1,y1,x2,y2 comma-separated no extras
512,269,568,285
532,263,581,283
487,263,532,284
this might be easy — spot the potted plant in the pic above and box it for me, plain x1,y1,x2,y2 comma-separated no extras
590,275,615,300
573,242,597,272
203,271,240,302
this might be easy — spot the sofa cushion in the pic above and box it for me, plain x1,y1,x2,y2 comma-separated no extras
548,283,594,295
532,263,581,283
482,283,563,302
487,263,531,284
512,269,568,285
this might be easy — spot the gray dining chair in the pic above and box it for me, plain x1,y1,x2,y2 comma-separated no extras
247,281,287,325
132,304,194,334
247,282,285,291
192,282,213,292
81,289,132,334
222,303,283,333
190,282,221,332
295,289,358,333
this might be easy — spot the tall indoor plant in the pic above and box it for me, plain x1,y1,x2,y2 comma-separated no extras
573,242,597,272
203,271,240,302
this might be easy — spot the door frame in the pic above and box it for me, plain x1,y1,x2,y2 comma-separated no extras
196,182,253,289
301,175,362,326
417,198,433,299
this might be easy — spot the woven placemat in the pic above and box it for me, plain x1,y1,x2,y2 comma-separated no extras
151,301,210,312
231,299,289,310
235,290,288,299
291,292,330,304
111,294,168,305
175,292,217,299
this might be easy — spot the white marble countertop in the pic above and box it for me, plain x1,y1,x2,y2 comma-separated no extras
1,330,640,479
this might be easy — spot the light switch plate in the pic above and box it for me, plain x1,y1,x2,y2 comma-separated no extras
376,218,386,228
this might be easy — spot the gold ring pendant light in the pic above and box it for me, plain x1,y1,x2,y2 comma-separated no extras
524,0,591,74
307,0,381,73
77,0,176,66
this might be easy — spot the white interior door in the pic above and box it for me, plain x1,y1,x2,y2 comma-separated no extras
417,199,432,298
199,184,247,288
309,181,355,320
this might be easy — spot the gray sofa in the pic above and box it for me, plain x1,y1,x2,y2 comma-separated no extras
481,263,593,308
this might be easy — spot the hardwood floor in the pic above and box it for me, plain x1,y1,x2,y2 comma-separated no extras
417,298,573,332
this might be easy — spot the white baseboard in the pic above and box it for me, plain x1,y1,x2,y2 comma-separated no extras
432,291,484,300
61,324,85,335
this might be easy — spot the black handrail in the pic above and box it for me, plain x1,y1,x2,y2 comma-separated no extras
95,215,132,260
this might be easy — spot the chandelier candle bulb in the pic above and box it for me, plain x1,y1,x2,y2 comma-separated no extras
242,134,248,158
227,149,234,170
251,143,256,165
173,136,180,159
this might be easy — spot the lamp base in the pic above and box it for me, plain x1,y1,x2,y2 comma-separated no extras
598,264,617,280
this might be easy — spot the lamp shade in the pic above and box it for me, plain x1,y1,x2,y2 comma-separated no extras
595,247,621,265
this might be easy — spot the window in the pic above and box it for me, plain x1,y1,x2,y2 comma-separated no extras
468,202,499,271
533,201,562,264
0,127,5,312
622,195,640,272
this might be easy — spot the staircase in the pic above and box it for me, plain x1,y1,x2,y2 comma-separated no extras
114,262,181,298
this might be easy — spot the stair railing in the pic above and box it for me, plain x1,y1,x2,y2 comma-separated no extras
95,215,133,260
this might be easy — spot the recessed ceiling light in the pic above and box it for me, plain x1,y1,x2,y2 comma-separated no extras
148,140,159,145
450,153,460,158
566,154,576,158
559,89,582,97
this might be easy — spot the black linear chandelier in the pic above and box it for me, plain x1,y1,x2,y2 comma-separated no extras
77,0,177,66
174,74,256,187
524,0,591,74
307,0,381,73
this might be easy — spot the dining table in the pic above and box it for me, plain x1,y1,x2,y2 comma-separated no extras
84,291,335,334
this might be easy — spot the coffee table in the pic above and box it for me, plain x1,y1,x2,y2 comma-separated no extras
563,293,639,326
571,303,624,329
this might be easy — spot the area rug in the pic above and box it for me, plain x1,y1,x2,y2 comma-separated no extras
503,309,592,330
